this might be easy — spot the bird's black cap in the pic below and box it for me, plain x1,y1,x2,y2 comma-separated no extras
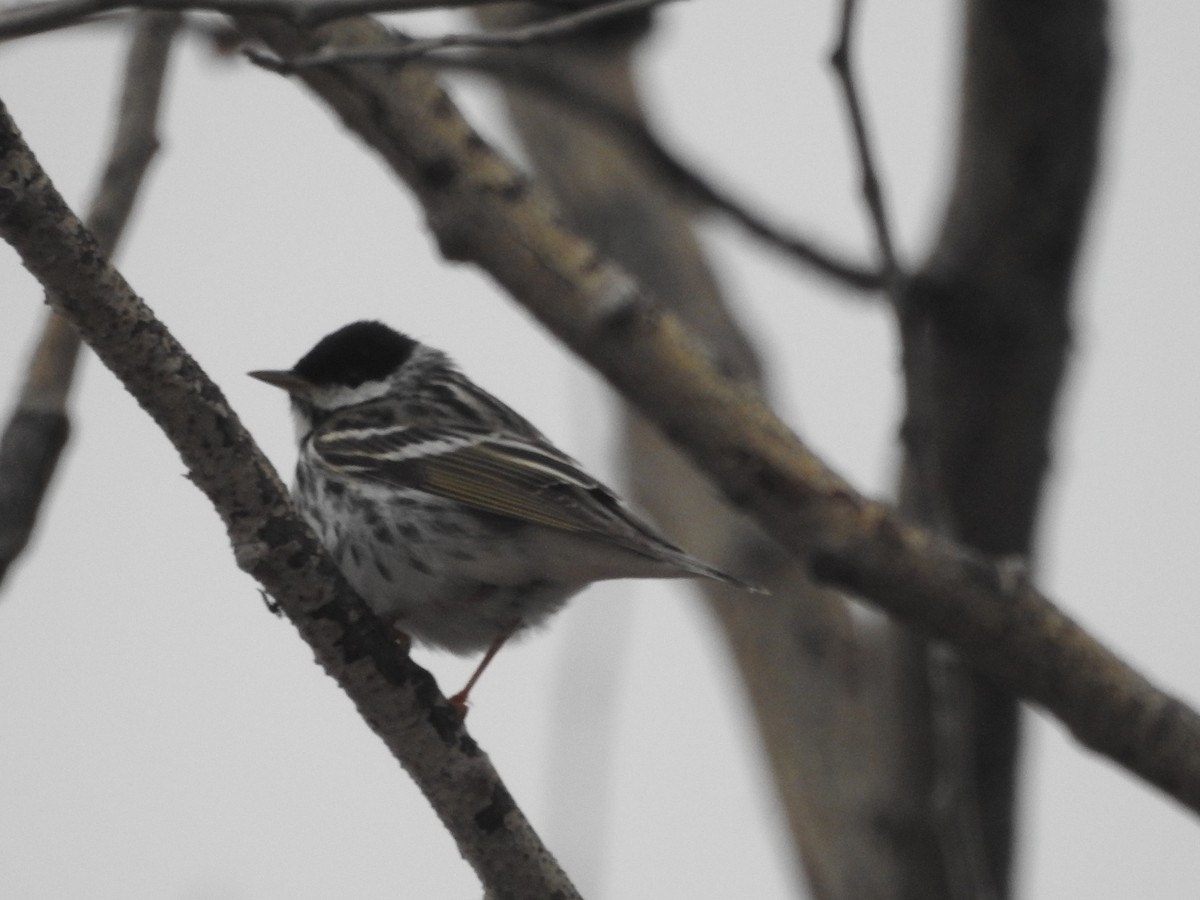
292,321,418,388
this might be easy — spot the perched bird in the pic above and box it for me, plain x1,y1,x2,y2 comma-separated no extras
251,321,759,710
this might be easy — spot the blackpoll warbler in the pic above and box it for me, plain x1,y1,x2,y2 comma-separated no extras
251,321,759,709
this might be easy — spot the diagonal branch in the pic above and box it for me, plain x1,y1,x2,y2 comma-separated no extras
0,97,579,900
234,14,1200,816
0,12,179,589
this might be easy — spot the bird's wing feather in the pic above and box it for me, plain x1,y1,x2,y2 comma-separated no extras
311,423,681,551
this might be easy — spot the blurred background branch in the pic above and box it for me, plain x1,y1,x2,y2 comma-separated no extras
0,11,179,588
888,1,1109,896
2,1,1191,897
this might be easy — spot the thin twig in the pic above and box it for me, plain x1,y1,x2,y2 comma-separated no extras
250,0,678,70
0,12,179,588
829,0,901,287
834,5,1012,892
246,45,883,291
0,0,495,40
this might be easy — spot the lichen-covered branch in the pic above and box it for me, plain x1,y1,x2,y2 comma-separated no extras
0,97,579,900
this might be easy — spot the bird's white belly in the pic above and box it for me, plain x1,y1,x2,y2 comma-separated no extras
297,476,586,652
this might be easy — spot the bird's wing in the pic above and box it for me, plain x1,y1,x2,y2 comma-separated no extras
310,422,679,551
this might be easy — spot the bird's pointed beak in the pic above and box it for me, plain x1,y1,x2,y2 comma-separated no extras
248,369,313,397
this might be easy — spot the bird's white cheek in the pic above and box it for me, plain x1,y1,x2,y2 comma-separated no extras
289,407,312,444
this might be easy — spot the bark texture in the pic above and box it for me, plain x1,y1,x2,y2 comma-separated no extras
0,96,580,900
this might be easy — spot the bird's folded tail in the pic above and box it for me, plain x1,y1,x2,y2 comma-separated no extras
670,551,770,595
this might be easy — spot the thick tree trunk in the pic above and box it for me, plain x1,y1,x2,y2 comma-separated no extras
889,1,1109,895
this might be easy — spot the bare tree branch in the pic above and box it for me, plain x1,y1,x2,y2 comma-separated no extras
885,1,1111,896
0,0,504,40
416,53,884,291
0,96,580,900
0,12,178,588
831,4,977,897
232,14,1200,816
828,0,900,286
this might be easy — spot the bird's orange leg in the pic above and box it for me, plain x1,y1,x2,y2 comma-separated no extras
391,623,413,654
449,626,515,716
